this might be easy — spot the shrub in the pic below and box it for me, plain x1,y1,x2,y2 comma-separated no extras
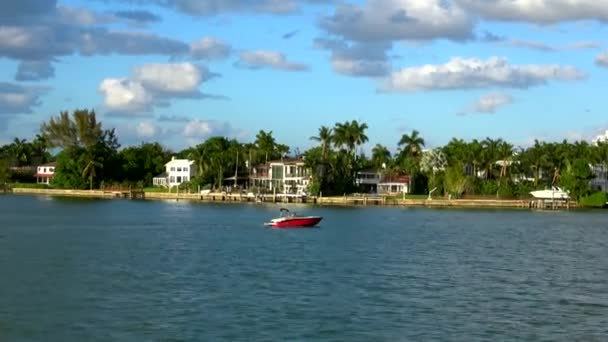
579,192,608,208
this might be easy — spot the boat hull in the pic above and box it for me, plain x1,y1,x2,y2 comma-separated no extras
267,216,322,228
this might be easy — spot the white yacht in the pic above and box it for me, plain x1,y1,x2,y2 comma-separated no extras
530,186,570,200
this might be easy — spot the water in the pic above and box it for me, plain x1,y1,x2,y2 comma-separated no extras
1,195,607,341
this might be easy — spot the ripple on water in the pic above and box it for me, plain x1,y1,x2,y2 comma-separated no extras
1,197,608,341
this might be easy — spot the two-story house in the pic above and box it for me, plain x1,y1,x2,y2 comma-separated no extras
35,162,56,185
250,159,311,195
153,157,196,188
355,169,381,193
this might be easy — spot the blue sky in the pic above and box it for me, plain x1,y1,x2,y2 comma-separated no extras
1,0,608,154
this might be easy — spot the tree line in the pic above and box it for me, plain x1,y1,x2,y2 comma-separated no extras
1,109,607,205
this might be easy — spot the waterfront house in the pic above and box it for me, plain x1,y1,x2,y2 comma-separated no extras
355,169,381,193
153,157,195,188
590,164,608,192
35,162,56,185
250,159,311,195
378,174,411,195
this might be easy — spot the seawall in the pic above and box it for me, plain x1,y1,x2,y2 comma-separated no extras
8,188,576,209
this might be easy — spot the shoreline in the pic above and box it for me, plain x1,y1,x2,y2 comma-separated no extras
7,188,578,210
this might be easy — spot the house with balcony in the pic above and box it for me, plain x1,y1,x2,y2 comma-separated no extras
250,159,311,195
35,162,56,185
153,157,196,188
355,169,381,193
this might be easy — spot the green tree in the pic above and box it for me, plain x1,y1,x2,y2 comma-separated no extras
560,159,593,200
41,109,119,189
398,129,425,159
310,126,333,160
371,144,391,169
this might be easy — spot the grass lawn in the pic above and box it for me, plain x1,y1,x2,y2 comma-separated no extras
12,183,52,189
143,187,170,193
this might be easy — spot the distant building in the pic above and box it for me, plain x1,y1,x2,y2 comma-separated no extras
153,157,195,188
355,169,381,193
378,174,411,195
34,162,56,185
250,159,311,195
590,164,608,192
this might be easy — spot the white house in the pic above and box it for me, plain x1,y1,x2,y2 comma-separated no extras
153,157,196,188
355,169,381,193
250,159,311,195
35,162,56,185
378,174,412,195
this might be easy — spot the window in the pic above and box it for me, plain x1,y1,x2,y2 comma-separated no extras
170,167,175,171
49,168,54,172
170,176,175,183
177,167,182,172
183,176,188,182
43,168,47,173
177,176,182,183
184,167,188,172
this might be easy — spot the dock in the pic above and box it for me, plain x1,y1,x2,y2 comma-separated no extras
8,188,578,210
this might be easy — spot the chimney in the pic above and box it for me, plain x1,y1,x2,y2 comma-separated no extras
171,156,176,161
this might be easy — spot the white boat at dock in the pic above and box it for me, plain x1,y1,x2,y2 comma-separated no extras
530,186,570,200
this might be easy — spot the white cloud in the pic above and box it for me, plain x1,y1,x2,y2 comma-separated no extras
111,0,329,16
190,37,231,60
133,63,205,93
459,93,514,115
183,119,213,138
99,78,153,113
98,62,222,114
381,57,586,92
182,119,242,145
457,0,608,24
236,50,309,71
596,51,608,68
321,0,474,42
136,121,159,138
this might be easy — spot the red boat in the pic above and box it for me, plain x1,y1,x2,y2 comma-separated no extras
264,208,322,228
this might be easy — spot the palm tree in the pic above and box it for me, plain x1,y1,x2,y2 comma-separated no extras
310,126,333,160
398,130,425,159
497,140,514,179
255,130,276,164
469,139,483,177
371,144,391,169
350,120,369,157
10,138,29,166
332,120,369,156
82,157,103,190
481,137,501,179
187,146,207,176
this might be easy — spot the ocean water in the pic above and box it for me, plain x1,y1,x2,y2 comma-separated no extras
1,195,607,341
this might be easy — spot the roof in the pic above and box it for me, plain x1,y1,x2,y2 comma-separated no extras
358,168,380,174
38,162,57,167
165,159,194,166
153,172,168,178
379,175,411,184
268,158,305,165
34,173,54,178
